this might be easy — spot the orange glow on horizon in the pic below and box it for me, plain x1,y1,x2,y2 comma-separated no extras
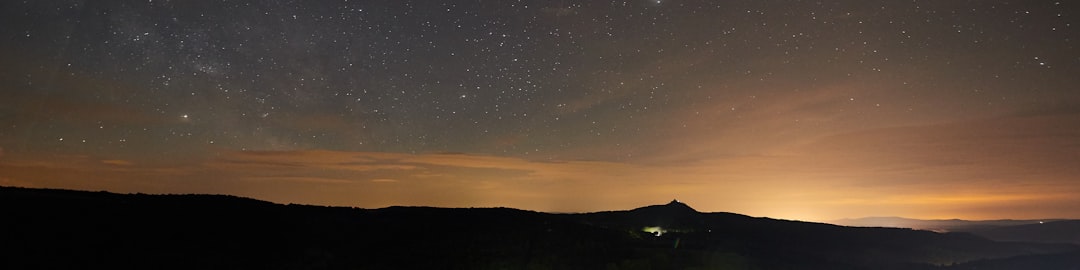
3,142,1078,221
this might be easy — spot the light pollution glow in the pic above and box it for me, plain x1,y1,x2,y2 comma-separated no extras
2,0,1079,221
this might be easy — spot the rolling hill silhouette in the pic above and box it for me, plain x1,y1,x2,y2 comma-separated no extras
2,186,1078,269
831,217,1080,245
829,216,1065,232
964,220,1080,245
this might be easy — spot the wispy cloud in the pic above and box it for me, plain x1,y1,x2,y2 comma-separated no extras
101,160,134,166
2,108,1078,221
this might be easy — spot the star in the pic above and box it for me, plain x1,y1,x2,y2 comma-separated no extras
1,0,1077,221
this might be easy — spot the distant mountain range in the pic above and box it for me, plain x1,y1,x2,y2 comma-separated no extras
830,217,1080,245
2,186,1079,269
829,216,1065,231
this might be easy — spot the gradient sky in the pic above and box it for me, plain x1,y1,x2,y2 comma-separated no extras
2,0,1079,221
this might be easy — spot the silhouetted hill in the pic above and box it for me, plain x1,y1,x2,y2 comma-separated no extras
631,200,699,225
2,186,1077,269
829,217,1060,232
964,220,1080,245
633,199,698,213
831,217,1080,245
943,251,1080,270
580,199,706,233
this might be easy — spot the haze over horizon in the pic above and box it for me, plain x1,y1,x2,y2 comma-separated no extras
2,0,1079,222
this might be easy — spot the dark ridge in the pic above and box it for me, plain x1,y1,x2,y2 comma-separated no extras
2,186,1078,270
631,199,699,213
942,251,1080,270
831,217,1080,245
965,220,1080,245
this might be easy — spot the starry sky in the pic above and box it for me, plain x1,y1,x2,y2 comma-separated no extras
2,0,1079,221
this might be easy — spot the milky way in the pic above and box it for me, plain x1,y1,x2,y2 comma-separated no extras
2,0,1078,220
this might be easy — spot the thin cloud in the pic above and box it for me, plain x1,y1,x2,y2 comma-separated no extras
101,160,134,166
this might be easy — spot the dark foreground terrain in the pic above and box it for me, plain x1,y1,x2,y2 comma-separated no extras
832,217,1080,245
2,186,1078,269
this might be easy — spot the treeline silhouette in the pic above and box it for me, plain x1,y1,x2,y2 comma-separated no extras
2,186,1078,269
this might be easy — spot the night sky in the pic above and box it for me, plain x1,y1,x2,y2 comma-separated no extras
2,0,1079,221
